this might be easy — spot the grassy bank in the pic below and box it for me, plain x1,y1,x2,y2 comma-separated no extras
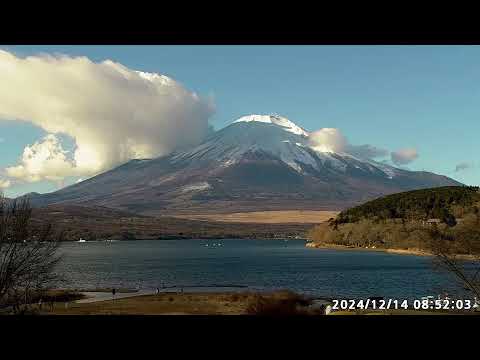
307,217,480,258
35,290,321,315
306,240,480,260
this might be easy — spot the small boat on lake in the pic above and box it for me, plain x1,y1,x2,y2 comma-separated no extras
77,238,86,243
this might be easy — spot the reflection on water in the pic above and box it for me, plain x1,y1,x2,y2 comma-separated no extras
56,239,466,299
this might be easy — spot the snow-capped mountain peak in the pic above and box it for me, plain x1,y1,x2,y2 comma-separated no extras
173,113,317,171
233,114,309,137
173,114,396,178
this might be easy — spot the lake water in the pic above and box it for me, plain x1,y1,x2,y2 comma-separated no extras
56,239,467,300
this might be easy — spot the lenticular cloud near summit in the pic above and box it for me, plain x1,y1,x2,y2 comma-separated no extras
0,50,215,183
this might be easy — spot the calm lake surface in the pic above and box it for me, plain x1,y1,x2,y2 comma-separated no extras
56,239,466,299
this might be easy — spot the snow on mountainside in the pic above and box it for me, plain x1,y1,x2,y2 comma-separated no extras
172,115,317,172
25,114,462,214
173,114,399,180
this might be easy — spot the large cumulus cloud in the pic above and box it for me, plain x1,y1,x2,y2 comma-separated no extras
6,134,77,182
0,49,215,182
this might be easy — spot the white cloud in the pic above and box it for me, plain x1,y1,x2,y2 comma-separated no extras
6,134,77,182
455,162,473,172
308,128,348,153
308,128,388,160
391,148,419,165
0,49,215,183
0,178,11,189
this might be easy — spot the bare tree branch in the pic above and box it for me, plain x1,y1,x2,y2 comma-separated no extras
0,194,63,312
428,226,480,299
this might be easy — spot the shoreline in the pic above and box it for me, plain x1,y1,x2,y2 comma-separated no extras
306,242,478,260
305,242,432,255
306,242,432,257
61,237,309,242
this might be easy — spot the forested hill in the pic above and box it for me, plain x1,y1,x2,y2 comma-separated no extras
336,186,480,225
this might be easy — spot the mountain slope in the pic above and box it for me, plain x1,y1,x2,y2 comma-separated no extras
26,114,462,214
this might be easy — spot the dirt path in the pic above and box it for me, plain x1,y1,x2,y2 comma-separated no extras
76,290,155,303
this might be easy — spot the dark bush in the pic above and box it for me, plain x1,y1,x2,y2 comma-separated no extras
246,291,312,316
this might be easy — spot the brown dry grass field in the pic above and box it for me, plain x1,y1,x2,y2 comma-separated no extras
45,293,251,315
171,210,339,224
31,205,315,240
38,291,311,315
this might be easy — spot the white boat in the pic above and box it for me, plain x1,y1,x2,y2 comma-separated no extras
77,238,86,243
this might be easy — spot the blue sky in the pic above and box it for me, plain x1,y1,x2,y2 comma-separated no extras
0,45,479,197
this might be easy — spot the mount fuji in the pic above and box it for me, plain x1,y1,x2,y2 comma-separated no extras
27,114,461,214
